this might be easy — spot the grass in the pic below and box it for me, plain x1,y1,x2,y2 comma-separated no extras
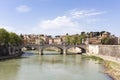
83,54,120,80
103,60,120,80
82,55,103,61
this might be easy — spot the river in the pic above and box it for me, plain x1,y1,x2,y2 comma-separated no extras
0,51,113,80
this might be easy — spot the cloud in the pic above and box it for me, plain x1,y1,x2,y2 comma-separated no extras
16,5,31,13
40,16,78,29
69,9,105,19
33,16,80,35
35,9,105,35
4,9,105,35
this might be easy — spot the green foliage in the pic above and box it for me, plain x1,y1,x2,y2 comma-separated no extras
20,34,24,39
65,33,86,45
9,32,22,45
79,33,86,44
65,35,71,44
0,28,9,45
64,31,115,45
71,35,79,44
0,28,22,45
82,55,103,61
101,37,114,45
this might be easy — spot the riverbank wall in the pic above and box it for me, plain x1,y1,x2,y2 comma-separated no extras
0,52,23,60
0,45,23,60
88,45,120,58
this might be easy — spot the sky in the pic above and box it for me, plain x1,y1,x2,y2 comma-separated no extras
0,0,120,36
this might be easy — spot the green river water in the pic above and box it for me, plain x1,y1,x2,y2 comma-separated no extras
0,51,113,80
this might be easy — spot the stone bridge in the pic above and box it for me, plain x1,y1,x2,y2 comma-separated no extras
23,44,87,55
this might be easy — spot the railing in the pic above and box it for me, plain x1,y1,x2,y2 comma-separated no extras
24,43,86,46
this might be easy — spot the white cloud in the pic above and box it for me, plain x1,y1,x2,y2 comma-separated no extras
34,16,80,35
35,9,105,35
16,5,31,13
70,9,105,19
40,16,78,29
3,9,105,35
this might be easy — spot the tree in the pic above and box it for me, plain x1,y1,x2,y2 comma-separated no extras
81,32,85,35
0,28,22,56
0,28,9,45
101,37,115,45
74,34,80,44
20,34,24,39
79,33,86,44
9,32,22,45
65,35,71,45
100,31,105,36
86,32,90,38
70,35,76,45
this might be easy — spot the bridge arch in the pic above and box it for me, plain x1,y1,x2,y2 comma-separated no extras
39,45,64,55
66,46,86,54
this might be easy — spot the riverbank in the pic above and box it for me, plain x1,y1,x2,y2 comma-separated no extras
0,52,24,60
84,53,120,80
103,60,120,80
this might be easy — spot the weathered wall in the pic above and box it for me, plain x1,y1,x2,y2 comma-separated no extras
99,45,120,57
0,45,9,56
88,45,120,58
0,45,22,56
88,45,99,54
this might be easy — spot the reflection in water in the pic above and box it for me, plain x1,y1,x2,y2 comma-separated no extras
0,52,113,80
0,60,20,80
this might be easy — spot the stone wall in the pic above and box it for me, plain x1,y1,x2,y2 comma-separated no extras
99,45,120,57
0,45,22,57
88,45,120,58
88,45,99,54
0,45,9,56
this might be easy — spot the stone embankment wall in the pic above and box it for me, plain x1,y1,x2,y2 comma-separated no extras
88,45,120,58
0,45,23,57
8,45,22,55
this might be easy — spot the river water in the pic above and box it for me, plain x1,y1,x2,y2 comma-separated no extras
0,51,113,80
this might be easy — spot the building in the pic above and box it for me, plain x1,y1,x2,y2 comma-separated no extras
88,37,101,44
53,37,63,45
118,37,120,45
101,32,110,38
22,31,118,45
48,38,54,44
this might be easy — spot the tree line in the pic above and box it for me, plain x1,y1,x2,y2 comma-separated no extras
65,32,86,45
65,31,117,45
0,28,22,46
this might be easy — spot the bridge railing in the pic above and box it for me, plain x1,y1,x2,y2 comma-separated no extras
23,43,86,46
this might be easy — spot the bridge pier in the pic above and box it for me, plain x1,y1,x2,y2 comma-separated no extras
63,48,67,55
60,49,63,54
38,48,43,55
